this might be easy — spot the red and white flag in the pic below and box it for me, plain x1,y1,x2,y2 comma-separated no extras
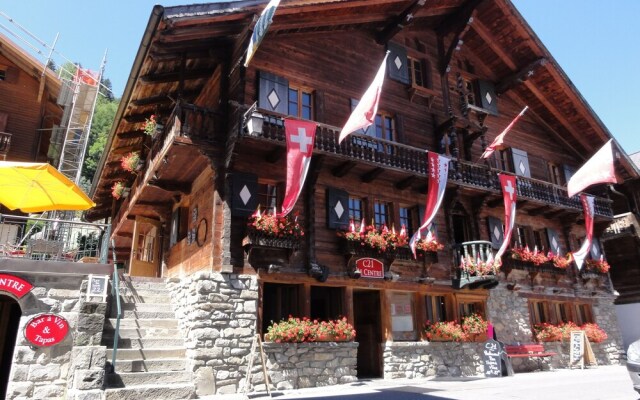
567,139,617,197
573,194,595,270
409,152,450,257
279,119,317,217
338,52,389,144
495,174,517,261
481,106,528,159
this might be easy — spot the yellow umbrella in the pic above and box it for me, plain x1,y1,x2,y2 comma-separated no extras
0,162,95,212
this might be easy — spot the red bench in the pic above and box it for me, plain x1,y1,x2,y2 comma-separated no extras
505,344,557,359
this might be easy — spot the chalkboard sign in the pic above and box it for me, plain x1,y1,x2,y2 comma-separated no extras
86,274,108,302
483,339,504,377
570,330,585,368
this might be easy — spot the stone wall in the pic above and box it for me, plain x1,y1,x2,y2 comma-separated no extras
167,272,258,396
262,342,358,390
382,341,484,379
3,269,108,400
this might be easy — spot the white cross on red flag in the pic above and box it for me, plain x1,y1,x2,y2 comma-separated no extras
495,174,517,261
573,194,595,270
279,119,317,217
409,151,450,258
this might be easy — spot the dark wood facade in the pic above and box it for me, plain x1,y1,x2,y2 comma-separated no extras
89,0,639,362
0,34,61,163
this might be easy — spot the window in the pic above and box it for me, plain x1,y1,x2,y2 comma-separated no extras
399,206,416,236
529,300,550,325
288,86,313,119
374,112,395,142
390,292,416,341
425,294,449,323
458,300,485,319
575,304,593,325
257,182,278,212
533,230,548,252
373,201,390,229
553,302,571,324
0,69,5,81
548,163,564,186
262,283,302,334
408,57,431,89
169,207,188,247
310,286,344,321
135,226,157,263
349,196,364,222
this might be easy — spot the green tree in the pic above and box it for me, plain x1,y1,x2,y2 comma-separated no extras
82,95,118,185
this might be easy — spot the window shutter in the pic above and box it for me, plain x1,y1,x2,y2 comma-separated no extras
395,114,405,144
4,66,19,84
487,216,504,250
258,71,288,114
511,148,531,178
314,90,325,123
326,187,349,229
545,228,562,254
0,113,7,132
386,42,410,84
231,172,259,217
475,79,499,115
350,98,373,136
590,238,602,260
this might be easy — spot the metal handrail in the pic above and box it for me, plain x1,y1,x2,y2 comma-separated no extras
110,239,121,373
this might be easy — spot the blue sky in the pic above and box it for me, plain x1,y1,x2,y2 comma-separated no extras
1,1,638,154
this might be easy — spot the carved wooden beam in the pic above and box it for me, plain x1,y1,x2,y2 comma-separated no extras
437,0,484,74
396,175,417,190
496,58,547,95
266,147,286,164
486,198,503,208
124,109,171,123
528,205,550,216
131,90,197,107
376,0,427,44
117,130,146,140
361,167,385,183
139,67,212,84
147,180,192,195
112,145,143,155
332,161,357,177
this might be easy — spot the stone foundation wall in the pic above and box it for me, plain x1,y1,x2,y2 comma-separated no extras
382,341,484,379
4,271,108,400
262,342,358,390
167,272,258,396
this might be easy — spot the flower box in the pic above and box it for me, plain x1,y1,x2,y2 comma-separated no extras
243,232,300,270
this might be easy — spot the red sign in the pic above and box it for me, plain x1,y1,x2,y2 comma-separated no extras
0,274,33,299
356,258,384,279
24,314,69,347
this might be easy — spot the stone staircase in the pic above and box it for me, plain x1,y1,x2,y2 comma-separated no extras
102,276,196,399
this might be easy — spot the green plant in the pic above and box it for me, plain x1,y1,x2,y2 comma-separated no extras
111,181,126,200
459,254,500,276
423,320,467,342
247,208,304,239
414,237,444,252
264,316,356,343
142,114,157,136
120,151,141,172
461,313,488,336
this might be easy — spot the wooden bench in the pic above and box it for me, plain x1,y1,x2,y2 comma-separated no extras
505,344,557,359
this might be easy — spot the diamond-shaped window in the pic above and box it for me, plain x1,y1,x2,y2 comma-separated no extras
267,89,280,110
519,161,527,175
239,185,252,205
485,92,493,104
334,201,344,219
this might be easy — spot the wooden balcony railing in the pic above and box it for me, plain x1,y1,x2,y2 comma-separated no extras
241,108,613,218
602,212,640,240
0,132,11,156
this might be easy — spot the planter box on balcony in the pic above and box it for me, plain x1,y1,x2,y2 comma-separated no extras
453,273,498,290
395,246,438,264
502,257,568,276
243,232,300,270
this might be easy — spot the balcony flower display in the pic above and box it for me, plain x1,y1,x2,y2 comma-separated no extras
247,208,304,239
265,316,356,343
111,181,126,200
338,220,408,254
510,246,549,266
142,114,157,136
414,236,445,253
461,313,488,336
548,252,573,269
459,254,500,276
533,321,607,343
120,151,141,172
584,257,611,274
423,320,467,342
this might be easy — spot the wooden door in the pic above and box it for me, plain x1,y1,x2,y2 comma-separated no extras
353,290,382,378
129,216,161,277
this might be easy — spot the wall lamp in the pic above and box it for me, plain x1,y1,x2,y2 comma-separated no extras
243,102,264,137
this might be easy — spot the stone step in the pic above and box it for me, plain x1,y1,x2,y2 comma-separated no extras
118,294,173,304
104,383,196,400
109,358,187,373
106,347,186,360
110,309,177,319
102,327,183,339
102,337,186,349
119,279,170,291
105,371,192,388
117,302,176,312
105,318,179,330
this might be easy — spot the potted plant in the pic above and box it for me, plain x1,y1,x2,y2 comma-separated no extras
584,257,611,274
461,313,488,341
337,220,407,257
120,151,141,172
423,320,467,342
548,252,573,270
264,316,356,343
243,208,304,269
459,255,500,277
142,114,157,136
111,181,126,200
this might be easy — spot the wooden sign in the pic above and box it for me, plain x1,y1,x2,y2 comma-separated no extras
570,330,598,369
86,274,109,302
356,258,384,279
0,274,33,299
483,339,512,377
24,314,69,347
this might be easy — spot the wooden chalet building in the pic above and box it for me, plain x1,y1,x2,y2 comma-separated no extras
87,0,639,395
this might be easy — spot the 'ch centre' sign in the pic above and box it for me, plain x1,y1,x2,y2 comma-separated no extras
356,258,384,279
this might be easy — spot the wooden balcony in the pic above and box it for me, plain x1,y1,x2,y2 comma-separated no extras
241,109,613,218
602,212,640,241
0,131,11,158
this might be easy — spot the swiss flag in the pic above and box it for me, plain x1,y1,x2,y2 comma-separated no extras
279,119,317,217
495,174,517,261
573,194,595,270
